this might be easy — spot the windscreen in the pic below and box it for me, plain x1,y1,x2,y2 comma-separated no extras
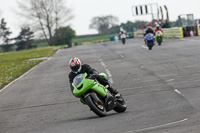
147,33,153,37
73,74,83,86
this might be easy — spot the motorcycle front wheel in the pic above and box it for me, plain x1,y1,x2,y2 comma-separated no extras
85,95,107,117
158,38,162,46
122,38,126,44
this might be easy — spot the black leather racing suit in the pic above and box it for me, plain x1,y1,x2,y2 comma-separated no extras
69,64,118,94
144,28,155,43
144,28,155,36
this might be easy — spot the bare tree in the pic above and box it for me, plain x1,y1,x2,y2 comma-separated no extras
17,0,73,46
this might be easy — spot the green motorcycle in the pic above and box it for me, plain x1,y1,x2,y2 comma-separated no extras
155,31,163,46
72,73,127,117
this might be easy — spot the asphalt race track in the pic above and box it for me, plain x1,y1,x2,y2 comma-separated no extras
1,37,200,133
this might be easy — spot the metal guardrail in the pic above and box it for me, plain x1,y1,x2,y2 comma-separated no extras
135,29,145,38
134,27,184,38
162,27,183,38
82,39,110,45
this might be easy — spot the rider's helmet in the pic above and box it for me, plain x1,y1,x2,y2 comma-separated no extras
148,23,152,27
156,24,160,30
69,57,82,74
147,26,152,31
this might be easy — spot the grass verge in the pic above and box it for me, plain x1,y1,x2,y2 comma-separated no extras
0,47,60,90
73,34,118,45
73,32,133,45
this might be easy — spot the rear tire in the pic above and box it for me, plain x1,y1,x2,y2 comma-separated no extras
114,96,127,113
85,95,106,117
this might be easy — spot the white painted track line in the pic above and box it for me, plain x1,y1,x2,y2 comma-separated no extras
99,58,114,83
141,45,149,49
0,50,60,93
0,62,41,93
123,118,188,133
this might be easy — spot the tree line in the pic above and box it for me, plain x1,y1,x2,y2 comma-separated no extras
0,18,36,52
0,0,76,52
0,1,180,52
89,15,179,35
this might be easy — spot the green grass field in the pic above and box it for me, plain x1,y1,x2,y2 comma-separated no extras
73,34,119,45
35,42,49,47
0,47,60,89
31,34,115,47
73,32,133,45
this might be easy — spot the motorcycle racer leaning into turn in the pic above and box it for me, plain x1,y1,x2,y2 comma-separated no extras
68,57,120,98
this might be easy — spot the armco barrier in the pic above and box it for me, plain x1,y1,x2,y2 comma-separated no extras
180,27,184,38
136,29,145,38
82,39,109,45
162,27,183,38
135,27,184,38
133,32,137,38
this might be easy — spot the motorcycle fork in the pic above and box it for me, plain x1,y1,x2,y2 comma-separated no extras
91,90,104,109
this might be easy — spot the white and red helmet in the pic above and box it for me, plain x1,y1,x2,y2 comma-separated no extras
69,57,82,74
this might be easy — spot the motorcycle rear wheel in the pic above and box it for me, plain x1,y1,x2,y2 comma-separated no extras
114,96,127,113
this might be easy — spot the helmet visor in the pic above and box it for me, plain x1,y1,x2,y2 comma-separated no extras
71,65,81,73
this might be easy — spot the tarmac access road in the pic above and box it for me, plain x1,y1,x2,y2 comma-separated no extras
1,37,200,133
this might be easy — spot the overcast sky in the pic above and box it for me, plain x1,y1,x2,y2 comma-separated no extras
0,0,200,36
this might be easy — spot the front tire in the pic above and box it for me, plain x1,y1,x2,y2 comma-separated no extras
147,42,153,50
158,39,162,46
122,38,125,44
85,95,106,117
148,44,152,50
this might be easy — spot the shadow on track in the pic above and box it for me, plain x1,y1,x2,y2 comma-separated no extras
54,111,129,126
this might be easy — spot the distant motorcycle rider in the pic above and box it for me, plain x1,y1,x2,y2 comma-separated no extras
154,24,164,33
154,24,164,42
144,24,155,44
119,31,126,38
68,57,119,96
119,31,126,44
144,24,155,36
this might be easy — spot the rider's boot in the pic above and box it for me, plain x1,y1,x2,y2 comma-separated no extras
106,85,120,98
